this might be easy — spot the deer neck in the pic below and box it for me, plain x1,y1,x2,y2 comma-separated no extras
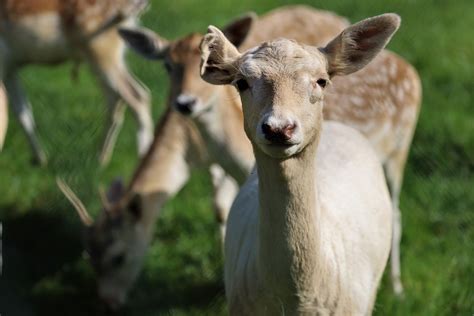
127,109,199,231
255,136,321,303
195,87,252,183
135,191,168,237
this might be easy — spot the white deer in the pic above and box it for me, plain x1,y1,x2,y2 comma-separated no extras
200,13,399,315
120,5,421,295
0,0,153,165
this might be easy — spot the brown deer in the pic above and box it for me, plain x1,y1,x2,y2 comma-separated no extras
57,107,208,309
0,0,153,165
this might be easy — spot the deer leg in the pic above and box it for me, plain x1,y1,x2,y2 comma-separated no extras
384,149,409,296
86,35,153,165
4,73,47,166
94,66,152,163
210,164,239,243
114,68,153,156
98,91,126,166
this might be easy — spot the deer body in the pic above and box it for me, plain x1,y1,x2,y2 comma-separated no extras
200,14,400,314
0,0,152,165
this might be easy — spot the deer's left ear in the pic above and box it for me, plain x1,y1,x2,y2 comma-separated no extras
200,26,241,85
321,13,401,77
119,27,168,60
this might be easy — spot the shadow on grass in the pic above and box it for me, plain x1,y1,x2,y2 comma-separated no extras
0,206,96,315
123,278,225,315
0,205,225,316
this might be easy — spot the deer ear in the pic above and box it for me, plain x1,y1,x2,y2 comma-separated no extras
119,27,168,59
222,12,257,48
200,26,241,85
321,13,401,77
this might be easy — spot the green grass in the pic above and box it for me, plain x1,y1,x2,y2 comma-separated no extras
1,0,473,315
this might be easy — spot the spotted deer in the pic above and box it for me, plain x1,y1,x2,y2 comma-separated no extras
57,6,420,308
200,13,400,314
0,0,153,165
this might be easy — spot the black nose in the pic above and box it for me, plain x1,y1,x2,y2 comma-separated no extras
262,122,296,143
175,97,196,115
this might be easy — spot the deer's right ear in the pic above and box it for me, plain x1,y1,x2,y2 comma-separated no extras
222,12,257,48
200,26,241,85
119,27,168,60
321,13,401,77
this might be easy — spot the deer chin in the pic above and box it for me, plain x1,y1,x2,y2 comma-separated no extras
256,140,302,159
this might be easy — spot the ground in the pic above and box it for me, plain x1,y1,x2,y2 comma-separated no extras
0,0,473,315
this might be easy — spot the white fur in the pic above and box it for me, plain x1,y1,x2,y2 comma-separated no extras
226,123,392,315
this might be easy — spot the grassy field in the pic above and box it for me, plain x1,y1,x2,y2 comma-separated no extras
1,0,473,315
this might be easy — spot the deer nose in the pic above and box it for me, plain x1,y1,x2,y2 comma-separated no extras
175,95,197,115
261,122,297,143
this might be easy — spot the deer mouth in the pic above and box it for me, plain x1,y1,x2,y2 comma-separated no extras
257,141,302,158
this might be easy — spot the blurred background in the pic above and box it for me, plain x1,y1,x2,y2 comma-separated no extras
0,0,473,315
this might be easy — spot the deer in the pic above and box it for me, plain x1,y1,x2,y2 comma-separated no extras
120,4,421,296
57,6,419,308
0,0,153,166
56,107,217,309
0,84,6,150
199,13,400,315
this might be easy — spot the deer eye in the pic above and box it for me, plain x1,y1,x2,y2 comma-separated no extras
316,78,328,88
235,79,249,92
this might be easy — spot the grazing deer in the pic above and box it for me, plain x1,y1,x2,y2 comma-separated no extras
200,14,399,314
0,0,153,165
120,5,421,295
56,107,206,309
0,84,6,150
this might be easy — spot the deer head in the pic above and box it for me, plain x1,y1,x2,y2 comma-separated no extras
118,13,256,116
57,178,147,310
199,14,401,158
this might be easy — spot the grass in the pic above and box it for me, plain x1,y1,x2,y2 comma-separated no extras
1,0,473,315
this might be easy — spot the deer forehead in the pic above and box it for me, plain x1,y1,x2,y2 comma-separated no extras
168,33,203,63
239,39,327,79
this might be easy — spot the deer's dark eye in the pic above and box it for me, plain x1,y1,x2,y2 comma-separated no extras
316,78,328,88
235,79,249,92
